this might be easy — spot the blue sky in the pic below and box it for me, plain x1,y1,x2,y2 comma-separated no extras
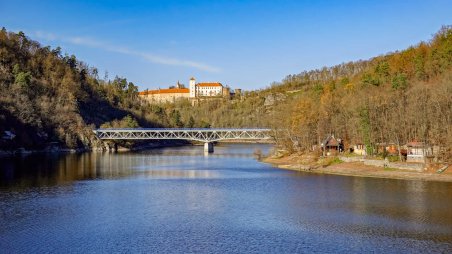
1,0,451,90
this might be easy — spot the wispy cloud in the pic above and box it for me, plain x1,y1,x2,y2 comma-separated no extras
34,31,58,41
32,31,221,73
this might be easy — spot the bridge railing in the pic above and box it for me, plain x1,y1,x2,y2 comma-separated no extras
95,128,271,131
93,128,273,142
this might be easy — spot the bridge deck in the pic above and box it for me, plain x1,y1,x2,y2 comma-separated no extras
93,128,272,142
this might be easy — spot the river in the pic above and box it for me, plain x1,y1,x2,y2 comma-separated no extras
1,144,451,253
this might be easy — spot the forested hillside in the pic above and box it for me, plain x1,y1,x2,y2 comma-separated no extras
0,28,270,151
166,26,452,163
0,28,202,150
1,26,451,162
262,26,452,162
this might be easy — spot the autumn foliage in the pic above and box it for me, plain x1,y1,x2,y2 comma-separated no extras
0,26,451,162
266,26,452,162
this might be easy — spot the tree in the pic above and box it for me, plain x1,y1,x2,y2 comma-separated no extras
169,110,183,128
186,116,195,128
14,71,32,89
391,73,407,90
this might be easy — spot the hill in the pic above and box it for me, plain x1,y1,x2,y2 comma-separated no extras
256,26,452,162
0,26,451,162
163,25,451,162
0,28,201,151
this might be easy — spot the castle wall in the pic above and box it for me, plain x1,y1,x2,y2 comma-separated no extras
140,93,189,103
139,78,233,104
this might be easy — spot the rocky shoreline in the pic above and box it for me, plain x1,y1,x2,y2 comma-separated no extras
0,140,190,158
0,147,89,157
263,154,452,182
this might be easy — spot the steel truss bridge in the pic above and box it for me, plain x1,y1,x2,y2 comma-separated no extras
93,128,272,152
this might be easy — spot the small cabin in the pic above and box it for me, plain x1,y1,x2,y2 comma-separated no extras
321,135,344,155
406,141,432,163
352,143,367,155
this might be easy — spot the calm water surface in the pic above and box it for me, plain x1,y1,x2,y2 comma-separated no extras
1,144,451,253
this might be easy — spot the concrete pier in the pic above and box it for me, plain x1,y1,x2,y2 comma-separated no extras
204,142,214,153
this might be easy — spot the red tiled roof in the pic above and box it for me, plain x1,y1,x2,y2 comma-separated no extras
139,88,189,95
197,82,223,87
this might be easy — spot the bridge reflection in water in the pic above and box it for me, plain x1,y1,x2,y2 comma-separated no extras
0,145,268,188
93,128,272,153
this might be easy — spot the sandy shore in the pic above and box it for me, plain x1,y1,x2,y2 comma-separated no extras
264,155,452,182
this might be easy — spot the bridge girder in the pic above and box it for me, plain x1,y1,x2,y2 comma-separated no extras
93,128,272,142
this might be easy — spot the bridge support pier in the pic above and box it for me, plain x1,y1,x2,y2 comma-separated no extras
204,142,214,153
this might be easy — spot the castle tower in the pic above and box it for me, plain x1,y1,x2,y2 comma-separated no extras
189,77,196,98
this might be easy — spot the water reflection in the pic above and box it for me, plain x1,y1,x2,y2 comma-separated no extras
143,170,219,178
345,177,452,241
1,144,451,253
0,145,267,189
1,153,109,188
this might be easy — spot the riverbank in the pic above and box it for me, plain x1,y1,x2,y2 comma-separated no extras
0,147,89,157
264,154,452,182
0,140,190,158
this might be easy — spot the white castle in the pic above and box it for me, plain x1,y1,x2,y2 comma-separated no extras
139,77,235,103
